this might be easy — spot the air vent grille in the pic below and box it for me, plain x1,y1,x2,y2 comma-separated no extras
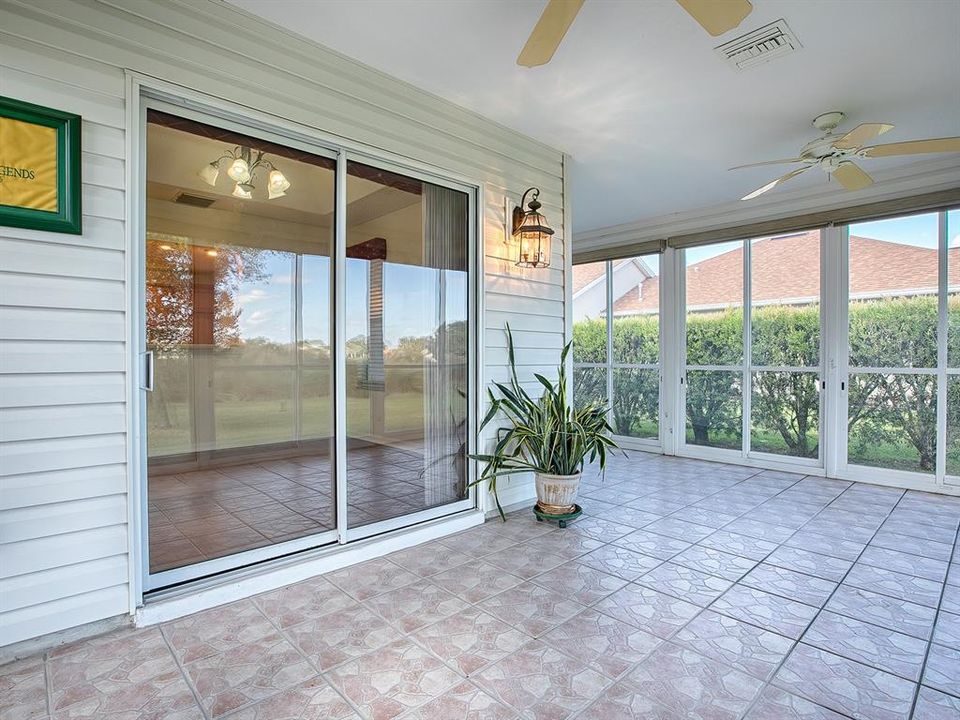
715,19,801,71
174,192,217,208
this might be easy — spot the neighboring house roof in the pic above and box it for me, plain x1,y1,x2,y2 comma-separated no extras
572,261,607,294
608,230,958,316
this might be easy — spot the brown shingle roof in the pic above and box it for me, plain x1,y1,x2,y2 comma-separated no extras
572,261,608,294
609,230,957,315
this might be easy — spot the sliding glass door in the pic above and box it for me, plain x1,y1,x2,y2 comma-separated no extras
572,255,662,449
142,103,474,589
681,231,823,466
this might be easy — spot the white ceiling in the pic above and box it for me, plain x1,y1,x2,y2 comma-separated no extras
229,0,960,233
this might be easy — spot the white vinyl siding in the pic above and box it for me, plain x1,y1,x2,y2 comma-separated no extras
0,0,568,648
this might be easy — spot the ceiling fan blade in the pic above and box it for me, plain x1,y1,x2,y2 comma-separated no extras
675,0,752,37
741,166,809,201
728,158,805,171
861,137,960,158
832,123,894,150
517,0,585,67
833,162,874,191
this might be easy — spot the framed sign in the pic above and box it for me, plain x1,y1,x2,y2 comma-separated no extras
0,96,81,234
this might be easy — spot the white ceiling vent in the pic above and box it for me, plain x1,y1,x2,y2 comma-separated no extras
715,19,801,71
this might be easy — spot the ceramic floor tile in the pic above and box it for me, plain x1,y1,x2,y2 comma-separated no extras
364,579,470,634
473,640,610,720
844,564,944,608
411,608,530,677
913,686,960,719
0,657,48,720
388,541,472,578
594,584,700,639
49,628,200,720
642,517,716,543
429,561,524,604
612,529,692,560
870,530,954,561
802,611,928,681
744,686,848,719
859,546,949,582
824,584,937,639
437,526,516,558
183,631,317,718
784,529,866,561
284,602,403,671
711,585,819,640
530,561,628,605
326,557,420,600
481,544,568,581
634,561,732,606
325,638,463,720
773,644,915,720
562,515,637,542
477,582,586,637
922,642,960,696
402,680,516,720
226,676,359,719
253,576,356,629
697,530,778,561
578,544,662,580
575,680,681,719
669,545,758,582
673,610,794,681
624,642,764,720
739,563,837,607
542,608,661,679
764,546,853,582
932,611,960,649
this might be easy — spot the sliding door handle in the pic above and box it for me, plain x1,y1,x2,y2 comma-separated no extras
143,350,154,392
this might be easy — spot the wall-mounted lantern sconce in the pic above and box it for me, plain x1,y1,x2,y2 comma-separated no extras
512,187,554,268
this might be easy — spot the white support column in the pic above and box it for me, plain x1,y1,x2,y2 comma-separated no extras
823,223,848,479
660,246,683,456
742,240,751,460
334,150,348,542
936,210,949,486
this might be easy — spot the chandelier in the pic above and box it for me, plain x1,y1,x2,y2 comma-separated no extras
198,146,290,200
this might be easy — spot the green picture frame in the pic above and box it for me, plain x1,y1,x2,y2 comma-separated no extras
0,95,82,234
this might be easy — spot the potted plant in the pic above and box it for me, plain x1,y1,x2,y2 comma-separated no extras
470,325,619,520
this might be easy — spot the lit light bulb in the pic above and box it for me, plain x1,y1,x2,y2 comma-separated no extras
205,249,219,257
198,162,219,186
267,169,291,200
159,244,173,250
227,157,251,183
232,182,254,199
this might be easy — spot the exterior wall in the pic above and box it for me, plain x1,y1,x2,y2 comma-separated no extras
0,0,569,648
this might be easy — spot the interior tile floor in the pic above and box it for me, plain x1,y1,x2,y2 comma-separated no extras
5,452,960,720
148,444,464,572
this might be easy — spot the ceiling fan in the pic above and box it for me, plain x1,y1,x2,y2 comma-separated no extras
732,112,960,200
517,0,753,67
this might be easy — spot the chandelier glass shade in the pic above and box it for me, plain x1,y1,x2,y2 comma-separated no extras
199,146,290,200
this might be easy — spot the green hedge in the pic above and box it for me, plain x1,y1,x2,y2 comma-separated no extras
574,295,960,472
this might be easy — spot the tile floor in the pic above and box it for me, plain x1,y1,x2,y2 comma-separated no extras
5,452,960,720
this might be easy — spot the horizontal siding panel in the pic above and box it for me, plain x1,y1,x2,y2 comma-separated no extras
485,347,564,367
0,584,128,647
82,184,125,221
0,341,125,374
0,32,126,97
0,308,125,342
0,464,127,511
485,276,564,302
82,151,125,190
484,294,564,317
83,121,125,160
0,238,124,280
0,556,128,614
0,64,125,128
485,310,564,334
0,373,125,407
0,495,127,544
0,274,125,311
484,328,565,350
1,525,128,578
0,403,126,442
0,215,126,251
0,434,126,476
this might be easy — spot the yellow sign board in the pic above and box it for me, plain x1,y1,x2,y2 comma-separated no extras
0,116,58,213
